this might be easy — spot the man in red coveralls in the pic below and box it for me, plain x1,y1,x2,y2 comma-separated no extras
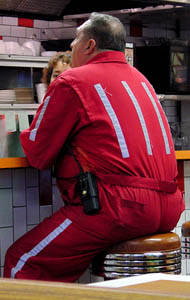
4,12,184,282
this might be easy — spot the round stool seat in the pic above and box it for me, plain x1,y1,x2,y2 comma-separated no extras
108,232,180,254
181,221,190,259
181,221,190,237
92,232,181,279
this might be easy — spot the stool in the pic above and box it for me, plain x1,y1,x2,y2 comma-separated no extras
92,232,181,279
181,221,190,259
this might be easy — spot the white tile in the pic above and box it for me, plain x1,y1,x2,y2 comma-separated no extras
26,187,39,225
52,185,64,213
34,20,48,28
174,226,181,237
2,36,18,42
12,169,26,206
0,25,11,36
11,26,25,37
177,210,186,227
0,189,13,227
186,210,190,222
0,169,12,188
187,259,190,274
184,178,190,209
3,17,18,26
13,207,27,241
26,168,39,187
25,28,40,40
49,20,64,28
0,17,3,24
0,227,13,266
181,259,187,275
40,205,52,222
184,161,190,177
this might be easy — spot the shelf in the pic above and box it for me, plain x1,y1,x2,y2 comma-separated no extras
158,94,190,101
0,54,49,68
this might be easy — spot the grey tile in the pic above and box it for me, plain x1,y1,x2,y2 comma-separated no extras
0,189,12,227
26,168,39,187
0,227,13,266
12,169,26,206
0,169,12,188
40,205,52,222
26,187,39,225
13,207,27,241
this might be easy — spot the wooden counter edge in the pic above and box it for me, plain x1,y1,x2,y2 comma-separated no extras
0,278,187,300
175,150,190,160
0,157,30,169
0,151,189,169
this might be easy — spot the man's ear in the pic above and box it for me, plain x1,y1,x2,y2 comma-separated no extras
85,39,96,54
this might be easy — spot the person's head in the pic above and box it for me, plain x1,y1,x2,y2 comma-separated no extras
42,51,72,85
71,12,126,68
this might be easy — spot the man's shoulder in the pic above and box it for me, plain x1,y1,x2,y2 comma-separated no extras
59,64,93,83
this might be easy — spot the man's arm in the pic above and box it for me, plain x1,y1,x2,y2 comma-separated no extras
20,77,82,170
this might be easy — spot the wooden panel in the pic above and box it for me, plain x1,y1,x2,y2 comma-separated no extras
0,157,30,169
0,278,187,300
175,151,190,160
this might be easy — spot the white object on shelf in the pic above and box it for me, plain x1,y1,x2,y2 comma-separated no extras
36,83,47,103
41,51,57,57
22,40,41,56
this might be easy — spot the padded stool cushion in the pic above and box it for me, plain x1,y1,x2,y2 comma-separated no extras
182,221,190,237
108,232,180,254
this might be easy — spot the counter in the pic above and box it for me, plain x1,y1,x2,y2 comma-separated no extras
0,151,188,169
0,273,189,300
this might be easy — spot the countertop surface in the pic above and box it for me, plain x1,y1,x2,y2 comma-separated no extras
0,151,189,169
0,274,189,300
0,274,190,300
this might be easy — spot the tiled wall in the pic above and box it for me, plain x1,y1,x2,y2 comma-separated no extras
0,167,64,277
0,16,76,47
0,13,189,48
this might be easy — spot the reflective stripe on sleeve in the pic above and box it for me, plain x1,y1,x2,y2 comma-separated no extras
29,96,51,142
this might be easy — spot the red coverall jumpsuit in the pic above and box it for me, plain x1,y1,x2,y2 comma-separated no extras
4,51,184,282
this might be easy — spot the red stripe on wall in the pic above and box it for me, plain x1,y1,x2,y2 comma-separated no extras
18,18,34,28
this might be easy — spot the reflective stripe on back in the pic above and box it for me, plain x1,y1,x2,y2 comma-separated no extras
141,82,171,155
94,83,130,158
122,81,153,155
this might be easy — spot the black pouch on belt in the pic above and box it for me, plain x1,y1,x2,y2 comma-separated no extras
78,172,100,215
67,146,100,215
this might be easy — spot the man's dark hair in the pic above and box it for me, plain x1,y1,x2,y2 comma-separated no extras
83,12,126,52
